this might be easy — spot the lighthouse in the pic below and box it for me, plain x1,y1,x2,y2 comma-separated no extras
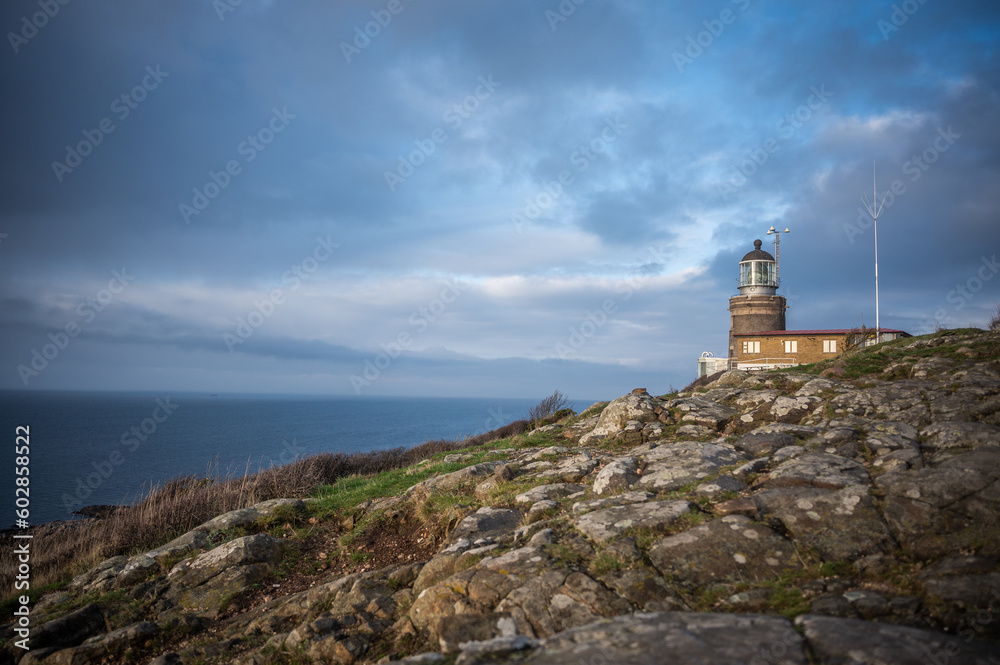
728,239,786,360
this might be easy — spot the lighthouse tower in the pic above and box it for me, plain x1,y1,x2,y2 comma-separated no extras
728,239,786,360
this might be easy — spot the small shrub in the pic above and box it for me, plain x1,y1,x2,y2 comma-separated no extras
528,390,571,423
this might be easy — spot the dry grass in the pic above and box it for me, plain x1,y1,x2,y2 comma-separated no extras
0,418,531,599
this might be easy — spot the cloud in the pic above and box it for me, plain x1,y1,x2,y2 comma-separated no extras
1,0,999,396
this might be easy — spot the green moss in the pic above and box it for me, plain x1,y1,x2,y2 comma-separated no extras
819,561,853,577
588,552,627,576
350,551,372,564
544,542,589,568
768,586,811,618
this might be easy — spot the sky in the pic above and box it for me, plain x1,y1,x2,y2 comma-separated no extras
1,0,999,400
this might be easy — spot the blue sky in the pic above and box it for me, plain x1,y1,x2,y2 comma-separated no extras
1,0,998,400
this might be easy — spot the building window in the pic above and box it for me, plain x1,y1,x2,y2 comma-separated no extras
823,340,837,353
743,341,760,354
784,340,797,354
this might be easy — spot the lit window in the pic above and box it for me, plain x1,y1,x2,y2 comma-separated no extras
823,340,837,353
784,340,797,354
743,341,760,354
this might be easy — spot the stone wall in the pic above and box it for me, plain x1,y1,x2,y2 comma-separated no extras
727,294,786,358
734,332,847,365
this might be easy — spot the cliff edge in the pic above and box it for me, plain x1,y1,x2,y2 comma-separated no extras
4,328,1000,664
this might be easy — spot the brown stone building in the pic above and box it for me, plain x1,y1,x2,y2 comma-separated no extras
732,327,910,369
697,238,910,377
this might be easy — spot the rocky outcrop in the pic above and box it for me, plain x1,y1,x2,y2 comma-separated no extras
5,329,999,665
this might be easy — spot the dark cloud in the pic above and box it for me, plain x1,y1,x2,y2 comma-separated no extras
1,0,998,396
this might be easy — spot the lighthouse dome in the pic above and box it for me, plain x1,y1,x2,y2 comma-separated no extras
741,239,775,262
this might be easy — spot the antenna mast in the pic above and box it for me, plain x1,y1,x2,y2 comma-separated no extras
860,162,888,346
766,226,790,286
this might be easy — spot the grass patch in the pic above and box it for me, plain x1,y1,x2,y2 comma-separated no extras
514,430,567,449
564,402,609,425
313,461,472,513
350,551,372,564
589,552,627,576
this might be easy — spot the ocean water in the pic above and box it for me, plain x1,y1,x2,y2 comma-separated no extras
1,391,583,527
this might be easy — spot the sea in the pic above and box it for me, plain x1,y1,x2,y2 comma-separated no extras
2,391,594,528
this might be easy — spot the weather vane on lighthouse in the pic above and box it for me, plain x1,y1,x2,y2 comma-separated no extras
766,225,790,286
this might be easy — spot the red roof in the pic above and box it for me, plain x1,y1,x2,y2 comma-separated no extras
735,328,909,337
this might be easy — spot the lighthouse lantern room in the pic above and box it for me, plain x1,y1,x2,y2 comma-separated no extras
738,239,778,296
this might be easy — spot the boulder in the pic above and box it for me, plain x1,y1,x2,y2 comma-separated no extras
796,614,1000,665
920,421,1000,456
514,484,586,505
161,534,281,617
735,430,797,457
472,611,811,665
677,399,738,430
28,604,105,652
759,452,869,489
694,475,746,497
572,491,656,515
411,462,506,492
574,500,692,543
770,395,822,423
167,534,281,589
580,393,664,444
530,453,599,483
591,457,640,496
753,485,893,560
879,447,1000,558
638,442,748,492
450,507,523,543
649,516,800,587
